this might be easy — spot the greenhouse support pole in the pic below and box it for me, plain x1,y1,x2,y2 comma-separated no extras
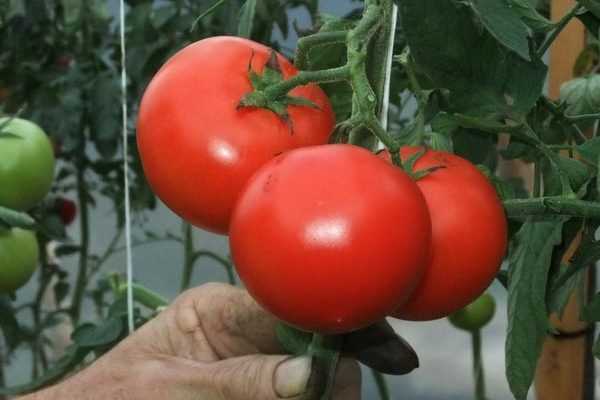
534,1,593,399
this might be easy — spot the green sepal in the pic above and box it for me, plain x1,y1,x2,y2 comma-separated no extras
238,51,318,123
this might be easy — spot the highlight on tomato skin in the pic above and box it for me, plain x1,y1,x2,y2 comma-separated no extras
136,36,335,235
381,147,508,322
229,144,433,334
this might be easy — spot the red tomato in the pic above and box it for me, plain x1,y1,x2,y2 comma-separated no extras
230,144,432,334
57,198,77,226
384,147,507,321
137,36,334,234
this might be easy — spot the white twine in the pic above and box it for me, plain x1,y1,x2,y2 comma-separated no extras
378,4,398,147
119,0,135,334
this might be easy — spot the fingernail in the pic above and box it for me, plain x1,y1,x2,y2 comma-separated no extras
274,356,312,398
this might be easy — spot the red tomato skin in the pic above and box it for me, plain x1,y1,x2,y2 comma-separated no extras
137,36,334,234
230,144,432,334
387,147,508,321
57,198,77,226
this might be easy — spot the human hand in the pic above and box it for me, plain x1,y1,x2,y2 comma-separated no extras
22,283,361,400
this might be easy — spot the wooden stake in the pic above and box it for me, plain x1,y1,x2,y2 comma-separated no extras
534,2,593,399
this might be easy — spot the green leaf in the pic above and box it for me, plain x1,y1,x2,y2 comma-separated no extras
548,263,585,318
469,0,532,60
541,156,592,196
89,73,121,159
578,10,600,37
577,137,600,164
506,217,568,400
480,166,529,200
238,0,257,38
61,0,82,27
429,131,453,152
583,292,600,321
71,318,123,348
453,128,498,171
399,0,547,118
508,0,554,32
579,0,600,19
151,4,177,29
37,214,67,240
560,75,600,124
0,206,35,229
54,280,70,305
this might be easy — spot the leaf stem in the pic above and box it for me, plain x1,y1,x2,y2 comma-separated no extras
116,283,168,310
180,221,195,292
71,165,90,324
403,54,426,145
346,3,401,157
536,4,582,58
308,334,343,400
371,369,391,400
193,251,237,285
263,65,351,100
504,197,600,219
472,329,487,400
295,31,349,70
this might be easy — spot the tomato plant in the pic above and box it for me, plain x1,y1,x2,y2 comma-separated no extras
385,147,507,321
137,36,335,234
0,118,55,211
230,144,431,333
4,1,600,400
449,293,497,332
0,228,39,294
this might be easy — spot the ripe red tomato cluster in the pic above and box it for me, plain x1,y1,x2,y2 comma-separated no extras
137,36,507,334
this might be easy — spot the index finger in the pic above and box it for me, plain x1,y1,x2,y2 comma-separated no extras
177,283,284,358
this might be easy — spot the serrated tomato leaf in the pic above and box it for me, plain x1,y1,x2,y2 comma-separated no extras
469,0,532,61
506,217,568,400
238,0,257,39
399,0,547,118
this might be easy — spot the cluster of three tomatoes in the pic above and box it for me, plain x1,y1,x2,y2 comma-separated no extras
137,37,507,334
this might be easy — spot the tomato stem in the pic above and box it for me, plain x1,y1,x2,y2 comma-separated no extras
307,333,343,400
263,65,351,100
401,51,427,146
371,369,391,400
471,329,487,400
535,4,583,59
70,164,90,324
346,3,402,156
295,31,350,71
504,197,600,219
181,221,195,292
116,282,169,311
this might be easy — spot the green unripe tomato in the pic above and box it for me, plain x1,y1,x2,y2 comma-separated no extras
448,293,496,331
0,117,55,211
0,228,39,293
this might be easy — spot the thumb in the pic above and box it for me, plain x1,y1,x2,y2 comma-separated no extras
206,354,313,400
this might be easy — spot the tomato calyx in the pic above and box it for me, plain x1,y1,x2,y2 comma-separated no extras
238,51,318,125
378,147,446,181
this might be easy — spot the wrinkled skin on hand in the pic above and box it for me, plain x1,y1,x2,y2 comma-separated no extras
22,284,360,400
